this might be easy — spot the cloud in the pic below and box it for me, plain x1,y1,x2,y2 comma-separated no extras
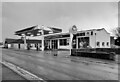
2,2,118,41
0,2,2,42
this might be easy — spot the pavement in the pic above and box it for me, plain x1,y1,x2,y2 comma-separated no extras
1,63,28,81
1,48,119,81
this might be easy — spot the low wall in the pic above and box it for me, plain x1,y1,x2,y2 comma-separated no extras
73,48,120,54
71,48,120,60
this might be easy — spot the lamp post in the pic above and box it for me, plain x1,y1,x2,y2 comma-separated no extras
69,25,77,55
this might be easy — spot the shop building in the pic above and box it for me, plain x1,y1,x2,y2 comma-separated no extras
4,25,111,50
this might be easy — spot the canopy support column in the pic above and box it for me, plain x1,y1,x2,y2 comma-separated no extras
69,33,73,55
22,34,27,50
41,28,44,51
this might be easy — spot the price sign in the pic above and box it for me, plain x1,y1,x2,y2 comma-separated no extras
69,25,77,34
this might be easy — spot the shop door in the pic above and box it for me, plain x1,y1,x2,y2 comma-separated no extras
51,40,58,49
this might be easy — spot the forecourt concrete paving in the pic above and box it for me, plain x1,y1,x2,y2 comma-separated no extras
1,63,27,81
1,48,118,81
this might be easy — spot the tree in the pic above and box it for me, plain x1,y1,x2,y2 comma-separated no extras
114,27,120,46
115,37,120,46
114,27,120,37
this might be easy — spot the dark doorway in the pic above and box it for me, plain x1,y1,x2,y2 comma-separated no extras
51,40,58,49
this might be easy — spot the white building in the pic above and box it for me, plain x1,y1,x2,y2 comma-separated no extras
76,28,110,48
5,25,111,50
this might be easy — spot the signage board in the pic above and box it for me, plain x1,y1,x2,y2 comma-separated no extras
69,25,77,34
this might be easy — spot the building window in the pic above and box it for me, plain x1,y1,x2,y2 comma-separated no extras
102,42,104,46
59,39,68,46
106,42,109,46
91,31,93,35
97,42,100,46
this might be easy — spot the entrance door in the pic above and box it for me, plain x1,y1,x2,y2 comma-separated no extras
44,40,50,50
51,40,58,49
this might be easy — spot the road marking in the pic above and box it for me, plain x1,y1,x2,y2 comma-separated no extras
0,61,46,82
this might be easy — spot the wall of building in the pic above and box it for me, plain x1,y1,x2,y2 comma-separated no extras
11,44,25,50
57,38,70,49
20,44,25,49
58,45,70,49
95,29,110,48
13,44,18,49
10,28,111,50
89,32,96,48
8,44,12,48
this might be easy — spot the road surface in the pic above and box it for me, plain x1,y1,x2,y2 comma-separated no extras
1,48,118,81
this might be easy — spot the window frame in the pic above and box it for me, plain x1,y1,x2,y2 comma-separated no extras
102,42,105,46
106,42,109,46
59,39,68,46
96,42,100,47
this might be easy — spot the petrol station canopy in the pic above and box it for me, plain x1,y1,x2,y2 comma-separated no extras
15,25,62,36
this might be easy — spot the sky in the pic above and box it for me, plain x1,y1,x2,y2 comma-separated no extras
1,1,118,42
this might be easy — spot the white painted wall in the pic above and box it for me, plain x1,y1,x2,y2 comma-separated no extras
12,44,25,49
90,35,96,48
89,29,110,48
95,29,110,48
13,44,18,49
15,28,110,50
58,45,70,49
77,28,110,48
8,44,11,48
20,44,25,49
